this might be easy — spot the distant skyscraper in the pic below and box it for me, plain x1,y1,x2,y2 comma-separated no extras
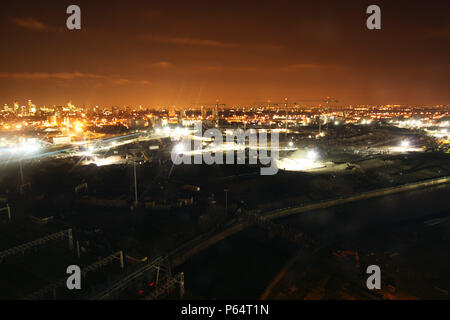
169,106,176,117
112,106,119,116
201,105,206,120
213,102,219,120
27,99,33,113
67,100,76,110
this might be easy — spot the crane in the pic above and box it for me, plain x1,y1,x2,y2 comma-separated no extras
323,97,339,132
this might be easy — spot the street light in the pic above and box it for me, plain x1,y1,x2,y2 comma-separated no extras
133,161,138,207
400,140,410,148
224,188,229,211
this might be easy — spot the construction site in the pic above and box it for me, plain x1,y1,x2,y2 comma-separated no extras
0,121,449,299
2,0,450,304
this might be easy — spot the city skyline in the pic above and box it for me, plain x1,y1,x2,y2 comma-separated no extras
0,1,449,303
1,0,450,106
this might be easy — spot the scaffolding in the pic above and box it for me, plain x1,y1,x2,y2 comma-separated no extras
0,204,11,223
90,255,171,300
0,229,73,263
144,272,185,300
24,251,124,300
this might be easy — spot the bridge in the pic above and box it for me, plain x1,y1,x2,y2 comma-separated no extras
0,229,73,263
172,175,450,267
89,255,183,300
24,251,124,300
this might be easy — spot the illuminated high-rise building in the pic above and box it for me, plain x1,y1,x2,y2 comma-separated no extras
201,105,206,120
28,99,33,113
67,100,75,110
168,106,176,118
213,101,219,120
112,106,120,116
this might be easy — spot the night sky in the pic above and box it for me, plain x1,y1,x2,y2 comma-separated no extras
1,0,449,107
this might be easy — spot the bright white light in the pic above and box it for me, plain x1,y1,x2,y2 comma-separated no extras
276,157,322,171
5,140,41,155
276,149,322,171
288,141,294,148
400,140,410,148
27,144,40,153
307,150,318,160
83,156,123,166
173,143,185,154
390,139,421,153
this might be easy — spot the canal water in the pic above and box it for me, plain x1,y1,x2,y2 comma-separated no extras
178,184,450,299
